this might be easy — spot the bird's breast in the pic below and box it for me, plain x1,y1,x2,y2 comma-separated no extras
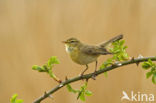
65,45,99,65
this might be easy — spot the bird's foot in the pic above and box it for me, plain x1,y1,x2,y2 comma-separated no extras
79,72,84,77
79,73,87,81
91,71,97,80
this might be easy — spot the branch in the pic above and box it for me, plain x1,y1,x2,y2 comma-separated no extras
33,56,156,103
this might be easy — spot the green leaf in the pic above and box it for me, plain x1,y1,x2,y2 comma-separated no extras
79,93,85,101
152,74,156,84
113,49,120,54
66,84,73,92
48,70,56,78
123,46,128,49
142,62,152,70
104,72,108,77
32,65,45,72
148,59,153,65
48,56,60,67
32,65,41,70
151,66,156,72
66,84,78,93
10,94,17,103
146,72,153,79
120,40,125,46
100,58,113,69
15,100,23,103
142,59,154,70
41,65,49,72
67,82,92,101
101,39,129,77
10,94,23,103
122,53,129,60
80,82,87,90
85,90,92,96
108,40,129,61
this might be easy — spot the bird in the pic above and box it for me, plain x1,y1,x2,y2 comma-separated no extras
62,35,123,76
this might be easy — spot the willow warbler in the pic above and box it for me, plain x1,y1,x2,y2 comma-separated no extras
63,35,123,76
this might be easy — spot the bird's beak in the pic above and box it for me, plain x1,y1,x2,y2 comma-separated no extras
62,41,67,43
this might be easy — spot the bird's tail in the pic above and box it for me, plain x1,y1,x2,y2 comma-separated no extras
99,34,123,48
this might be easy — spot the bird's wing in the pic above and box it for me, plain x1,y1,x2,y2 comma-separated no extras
81,45,111,55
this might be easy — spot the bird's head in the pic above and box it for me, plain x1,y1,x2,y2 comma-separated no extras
62,37,81,47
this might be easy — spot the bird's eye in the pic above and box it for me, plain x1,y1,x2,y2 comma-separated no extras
70,41,75,43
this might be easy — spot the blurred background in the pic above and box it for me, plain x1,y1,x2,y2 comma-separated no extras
0,0,156,103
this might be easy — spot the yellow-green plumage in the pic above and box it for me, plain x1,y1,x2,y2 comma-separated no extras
65,44,100,65
63,35,123,75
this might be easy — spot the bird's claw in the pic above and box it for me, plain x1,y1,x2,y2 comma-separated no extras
91,72,97,80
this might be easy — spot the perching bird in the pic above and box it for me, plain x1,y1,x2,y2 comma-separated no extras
63,35,123,76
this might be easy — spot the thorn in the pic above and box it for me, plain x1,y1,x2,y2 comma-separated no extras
44,92,53,99
44,91,48,98
44,91,47,95
136,62,140,66
136,55,143,66
131,57,135,61
58,80,62,83
65,76,68,81
85,78,89,82
130,57,139,66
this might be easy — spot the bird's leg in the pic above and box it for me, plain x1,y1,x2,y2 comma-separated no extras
80,64,88,76
94,60,98,72
92,60,98,80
